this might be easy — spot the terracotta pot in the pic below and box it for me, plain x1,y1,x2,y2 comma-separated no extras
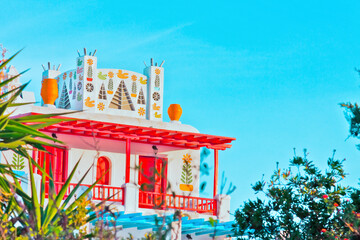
41,78,58,105
167,104,182,121
180,184,193,191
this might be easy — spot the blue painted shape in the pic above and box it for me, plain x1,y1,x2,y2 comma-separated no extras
132,214,158,221
117,212,142,219
182,228,209,235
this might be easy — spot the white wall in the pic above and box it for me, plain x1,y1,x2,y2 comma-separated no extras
68,148,128,186
165,149,200,196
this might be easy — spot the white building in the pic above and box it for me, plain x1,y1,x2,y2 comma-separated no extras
2,49,236,239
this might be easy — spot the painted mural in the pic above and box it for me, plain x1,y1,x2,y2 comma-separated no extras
180,153,194,191
12,153,25,170
50,52,164,121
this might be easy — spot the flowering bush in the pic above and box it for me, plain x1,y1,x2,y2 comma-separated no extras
234,149,360,239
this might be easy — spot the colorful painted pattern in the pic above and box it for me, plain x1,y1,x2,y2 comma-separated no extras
53,55,163,120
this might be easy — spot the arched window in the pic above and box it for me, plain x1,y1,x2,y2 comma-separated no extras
96,156,111,185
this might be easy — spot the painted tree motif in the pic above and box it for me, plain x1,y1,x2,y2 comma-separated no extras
12,153,25,170
98,83,107,100
72,82,76,100
69,77,73,94
137,88,145,105
87,66,93,81
109,80,135,111
59,83,71,109
108,78,114,94
180,154,193,191
155,75,160,88
131,81,137,97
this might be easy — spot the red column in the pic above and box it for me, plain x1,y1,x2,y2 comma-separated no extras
125,138,131,183
213,149,218,198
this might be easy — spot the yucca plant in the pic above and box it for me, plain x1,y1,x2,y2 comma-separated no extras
0,51,111,239
1,154,107,239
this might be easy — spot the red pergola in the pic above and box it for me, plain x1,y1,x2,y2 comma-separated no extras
37,117,236,197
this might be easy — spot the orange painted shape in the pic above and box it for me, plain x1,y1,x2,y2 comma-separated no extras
117,70,129,79
139,77,147,85
154,112,162,118
41,78,58,105
152,103,160,110
180,184,193,191
85,97,95,107
168,104,182,121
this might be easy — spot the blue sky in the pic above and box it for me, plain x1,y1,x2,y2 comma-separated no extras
2,0,360,215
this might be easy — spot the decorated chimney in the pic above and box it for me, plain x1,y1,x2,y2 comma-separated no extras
80,49,98,111
42,62,61,80
144,58,164,121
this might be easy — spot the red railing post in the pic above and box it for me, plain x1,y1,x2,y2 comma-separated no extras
213,149,218,198
125,138,131,183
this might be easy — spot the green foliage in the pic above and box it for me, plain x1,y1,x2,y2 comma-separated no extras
11,153,24,170
0,51,113,239
340,102,360,150
234,149,360,239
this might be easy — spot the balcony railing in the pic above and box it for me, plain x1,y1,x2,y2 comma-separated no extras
139,191,217,215
45,182,124,204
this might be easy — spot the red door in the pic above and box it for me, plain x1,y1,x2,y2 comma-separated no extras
34,146,68,183
138,156,167,194
33,146,68,196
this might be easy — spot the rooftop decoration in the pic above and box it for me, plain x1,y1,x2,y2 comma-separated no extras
41,48,166,122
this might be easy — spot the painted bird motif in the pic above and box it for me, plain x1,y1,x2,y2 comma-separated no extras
98,72,107,80
139,77,147,85
154,112,162,118
117,70,129,79
152,103,160,110
85,97,95,107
